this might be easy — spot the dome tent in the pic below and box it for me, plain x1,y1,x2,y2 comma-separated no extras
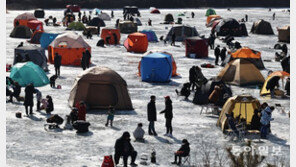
164,13,174,24
87,17,106,27
98,12,111,21
140,30,158,42
260,71,290,96
10,26,32,39
68,67,133,110
205,8,216,16
14,45,48,71
214,18,248,37
66,21,86,31
10,62,49,87
250,19,274,35
34,9,45,18
13,12,37,27
118,21,137,34
165,25,198,42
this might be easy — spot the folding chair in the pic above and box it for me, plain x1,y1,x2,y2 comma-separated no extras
181,154,191,166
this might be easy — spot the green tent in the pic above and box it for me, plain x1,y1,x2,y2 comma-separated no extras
205,8,216,16
66,21,86,31
10,62,49,87
178,13,185,16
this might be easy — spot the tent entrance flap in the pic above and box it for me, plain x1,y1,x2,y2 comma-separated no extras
87,84,118,108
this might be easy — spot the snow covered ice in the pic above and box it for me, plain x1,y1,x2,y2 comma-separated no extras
6,8,290,166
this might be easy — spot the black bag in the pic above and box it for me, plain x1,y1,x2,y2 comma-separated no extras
47,114,64,125
72,120,90,133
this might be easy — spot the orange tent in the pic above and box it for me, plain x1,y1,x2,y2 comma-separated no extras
138,51,178,76
100,28,121,44
260,71,290,96
124,32,148,53
206,15,221,25
14,12,37,27
48,32,91,66
231,47,261,59
27,20,44,31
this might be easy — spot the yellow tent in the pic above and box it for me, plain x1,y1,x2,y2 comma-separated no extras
217,95,260,132
260,71,290,96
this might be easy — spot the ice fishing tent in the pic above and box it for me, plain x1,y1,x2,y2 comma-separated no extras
27,20,44,31
83,26,99,35
66,21,86,31
185,37,208,58
101,27,121,44
140,52,173,82
69,67,133,110
98,12,111,21
222,47,265,70
40,32,59,49
150,8,160,14
14,45,48,71
206,15,221,27
48,32,91,66
205,8,216,16
118,21,137,33
28,31,43,44
13,12,37,27
215,18,248,36
217,59,264,86
124,32,148,53
193,79,232,106
164,14,174,24
66,4,81,12
10,62,49,87
140,30,158,42
34,9,45,18
10,26,32,39
260,71,290,96
165,25,198,42
277,25,290,43
87,17,106,27
93,8,101,15
250,20,274,35
217,95,260,132
123,6,140,16
138,51,177,77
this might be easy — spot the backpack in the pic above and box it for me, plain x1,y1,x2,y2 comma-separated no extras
73,120,90,133
101,155,114,167
46,114,64,125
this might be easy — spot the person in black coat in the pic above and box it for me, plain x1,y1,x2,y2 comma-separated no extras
81,52,87,70
220,47,227,63
189,66,197,91
175,83,191,99
49,75,58,88
214,45,221,65
208,33,216,49
266,76,280,97
160,96,173,136
171,139,190,165
285,77,290,96
85,50,91,69
281,56,290,73
171,33,176,46
251,109,261,131
147,95,157,136
113,33,118,45
54,53,62,76
46,95,54,114
114,132,138,167
24,83,35,115
282,44,288,54
9,81,21,102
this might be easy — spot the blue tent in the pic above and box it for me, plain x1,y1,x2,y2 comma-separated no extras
10,62,49,87
140,53,172,82
140,30,158,42
93,8,101,15
40,33,59,49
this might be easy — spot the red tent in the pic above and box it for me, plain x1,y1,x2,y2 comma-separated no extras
27,20,44,31
66,5,81,12
151,9,160,14
185,37,208,58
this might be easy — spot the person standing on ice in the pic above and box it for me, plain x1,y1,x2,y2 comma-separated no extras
245,14,248,22
189,66,197,91
54,53,61,77
214,45,221,65
148,18,152,26
24,83,35,116
171,32,176,46
160,96,173,137
147,95,158,136
272,13,276,20
81,52,87,70
105,106,115,127
34,89,42,111
191,12,195,18
76,101,87,121
85,50,91,69
220,47,227,64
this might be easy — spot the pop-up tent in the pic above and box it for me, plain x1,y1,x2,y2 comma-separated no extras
14,45,48,71
87,17,106,27
27,20,44,31
185,37,208,58
39,32,59,49
215,18,248,36
150,7,160,14
124,32,148,53
10,26,32,39
100,27,121,44
165,25,198,42
48,32,91,66
118,21,137,33
10,62,49,87
139,52,173,82
164,14,174,24
217,95,261,132
138,51,177,77
98,12,111,21
66,21,86,31
93,8,101,15
277,25,290,43
34,9,45,18
69,67,133,110
66,4,81,12
250,20,274,35
13,12,37,27
140,30,158,42
217,59,264,86
206,15,221,27
222,47,265,70
205,8,216,16
28,31,44,44
260,71,290,96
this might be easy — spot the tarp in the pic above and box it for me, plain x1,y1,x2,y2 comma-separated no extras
185,37,208,58
140,30,158,42
140,53,172,82
10,62,49,87
68,66,133,110
165,25,199,42
40,32,59,49
10,26,32,39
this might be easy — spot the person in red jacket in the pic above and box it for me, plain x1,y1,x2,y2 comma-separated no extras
76,101,86,121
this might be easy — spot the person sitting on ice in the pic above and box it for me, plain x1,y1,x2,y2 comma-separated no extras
45,95,54,114
226,112,240,138
133,123,145,142
175,83,191,99
171,139,190,165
